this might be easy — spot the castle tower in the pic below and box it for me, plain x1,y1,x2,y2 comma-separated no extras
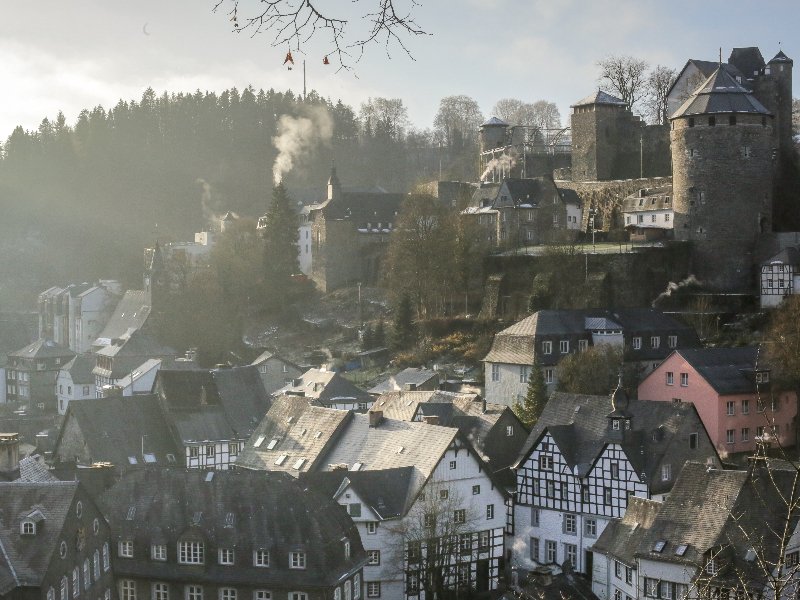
570,91,633,181
765,50,793,160
479,117,509,153
670,67,774,291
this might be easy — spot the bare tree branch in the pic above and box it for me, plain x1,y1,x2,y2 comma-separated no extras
212,0,428,70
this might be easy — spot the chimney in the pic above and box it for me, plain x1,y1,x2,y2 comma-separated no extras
481,395,487,413
0,433,19,474
423,415,439,426
369,411,383,428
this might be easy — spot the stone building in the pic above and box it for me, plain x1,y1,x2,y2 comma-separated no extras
622,186,674,242
570,91,670,182
670,67,775,291
308,168,405,292
5,339,75,413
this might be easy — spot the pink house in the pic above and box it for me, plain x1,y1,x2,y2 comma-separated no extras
638,347,796,456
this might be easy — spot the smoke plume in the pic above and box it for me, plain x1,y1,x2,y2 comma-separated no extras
481,154,516,181
272,106,333,185
196,178,223,229
652,275,701,307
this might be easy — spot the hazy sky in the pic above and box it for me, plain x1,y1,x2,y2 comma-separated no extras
0,1,797,138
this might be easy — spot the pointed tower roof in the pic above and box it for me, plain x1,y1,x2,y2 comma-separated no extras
671,66,771,118
481,116,509,127
571,90,627,108
148,241,164,273
769,50,793,65
607,373,631,419
327,164,341,188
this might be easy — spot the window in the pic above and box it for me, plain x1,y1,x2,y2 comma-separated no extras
742,399,750,414
449,460,457,470
651,214,657,223
545,540,557,563
542,341,552,355
83,385,90,396
519,365,530,383
21,520,35,535
185,586,203,600
228,443,239,456
290,551,306,569
726,401,735,416
424,514,434,528
218,548,234,565
366,582,381,598
152,544,167,561
559,340,569,354
205,445,216,458
189,447,199,459
349,503,362,517
689,433,698,449
119,540,134,558
708,116,716,127
219,589,236,600
741,428,750,442
632,337,642,350
353,574,361,600
253,593,271,600
661,463,671,481
564,543,577,568
178,541,204,565
706,559,717,575
578,339,588,352
454,509,466,524
93,551,100,579
786,551,800,567
638,215,644,224
367,550,380,565
645,578,658,598
60,577,68,600
564,513,577,534
73,569,80,598
366,522,378,534
666,371,674,385
680,373,689,386
539,455,553,470
584,518,597,537
651,336,660,349
614,560,621,578
664,213,670,222
490,364,499,382
610,462,619,479
153,583,169,600
604,488,612,505
727,429,735,444
486,504,494,519
83,558,91,589
757,426,765,438
668,335,677,348
289,594,307,600
531,507,540,526
407,573,419,595
544,369,554,384
121,580,137,600
506,425,514,437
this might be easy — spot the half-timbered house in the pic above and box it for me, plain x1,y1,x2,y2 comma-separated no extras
513,384,721,579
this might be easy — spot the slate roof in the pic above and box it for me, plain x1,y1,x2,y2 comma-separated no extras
572,90,627,108
250,350,301,371
275,368,372,406
367,368,440,394
517,392,720,492
672,67,771,118
769,50,793,64
17,454,57,483
100,469,365,588
622,186,673,213
309,190,405,224
673,346,765,395
590,496,662,565
728,47,766,78
54,395,179,467
235,396,352,473
496,178,554,209
305,467,415,520
9,339,75,361
62,354,95,385
154,366,270,442
0,481,79,594
482,117,509,127
93,290,151,345
763,246,800,266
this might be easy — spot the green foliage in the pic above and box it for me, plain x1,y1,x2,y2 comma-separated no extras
390,294,416,351
557,345,624,396
262,183,301,311
513,361,547,428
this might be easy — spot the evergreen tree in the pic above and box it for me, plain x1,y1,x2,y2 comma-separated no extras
513,360,547,428
262,182,300,310
361,324,375,350
374,320,386,348
390,294,416,350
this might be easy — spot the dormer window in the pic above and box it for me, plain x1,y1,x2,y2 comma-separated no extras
706,558,717,575
21,520,36,535
612,419,621,431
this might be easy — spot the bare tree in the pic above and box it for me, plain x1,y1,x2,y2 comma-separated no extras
597,55,649,114
433,95,484,150
492,99,537,126
530,100,561,130
359,97,410,140
793,97,800,137
213,0,427,68
644,65,677,125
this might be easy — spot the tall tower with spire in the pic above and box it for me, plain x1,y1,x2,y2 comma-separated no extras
144,241,168,311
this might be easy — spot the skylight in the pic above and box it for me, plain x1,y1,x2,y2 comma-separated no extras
275,454,287,466
351,462,363,471
653,540,666,553
254,435,266,448
266,438,279,450
675,544,688,556
205,472,215,482
143,453,157,464
127,456,138,465
293,458,306,470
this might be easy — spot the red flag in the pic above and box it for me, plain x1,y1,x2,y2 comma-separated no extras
323,56,330,65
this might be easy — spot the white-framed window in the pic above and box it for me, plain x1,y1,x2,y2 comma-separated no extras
353,574,361,600
119,540,134,558
727,429,735,444
668,335,677,348
254,592,271,600
93,551,100,579
185,586,203,600
530,537,539,562
490,364,500,382
219,548,234,565
486,504,494,519
449,460,457,470
344,581,352,600
151,544,167,561
661,463,672,481
650,336,660,349
632,337,642,350
153,583,169,600
578,339,588,352
367,550,381,565
103,543,110,571
189,447,199,459
564,543,577,567
741,428,750,442
290,551,306,569
253,549,269,567
439,489,449,500
519,365,530,383
539,455,553,470
542,341,552,354
644,578,658,598
544,368,554,384
120,580,137,600
545,540,557,563
366,522,378,534
531,507,540,526
83,559,91,589
680,373,688,386
726,401,735,415
666,371,674,385
610,462,619,479
219,589,237,600
563,513,577,534
559,340,569,354
178,541,204,565
72,568,80,597
584,518,597,537
506,425,514,437
742,399,750,414
454,509,466,524
706,559,717,575
366,582,381,598
60,577,69,600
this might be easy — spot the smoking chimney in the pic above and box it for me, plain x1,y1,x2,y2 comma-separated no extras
369,411,383,428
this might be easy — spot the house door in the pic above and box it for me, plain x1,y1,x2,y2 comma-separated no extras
584,550,593,575
476,559,489,592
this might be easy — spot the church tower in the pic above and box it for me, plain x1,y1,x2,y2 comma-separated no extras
670,67,774,292
144,241,168,311
327,165,342,202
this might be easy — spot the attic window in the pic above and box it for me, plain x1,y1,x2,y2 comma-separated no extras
266,439,279,450
143,453,156,464
397,446,405,454
653,540,666,553
225,512,235,527
20,520,36,535
275,454,288,466
128,456,138,465
292,458,306,470
675,544,688,556
126,506,136,520
205,472,214,482
254,435,266,448
351,462,363,471
287,416,294,424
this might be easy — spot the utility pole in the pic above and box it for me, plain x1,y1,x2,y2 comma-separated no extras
303,60,307,100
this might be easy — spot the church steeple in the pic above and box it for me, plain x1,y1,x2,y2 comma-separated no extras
327,163,342,201
607,372,631,439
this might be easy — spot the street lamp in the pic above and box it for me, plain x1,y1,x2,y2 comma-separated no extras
589,208,597,253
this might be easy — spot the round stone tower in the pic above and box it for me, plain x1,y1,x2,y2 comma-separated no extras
670,67,774,292
479,117,509,153
766,50,794,159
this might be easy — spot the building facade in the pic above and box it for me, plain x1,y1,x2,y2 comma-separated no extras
5,339,76,412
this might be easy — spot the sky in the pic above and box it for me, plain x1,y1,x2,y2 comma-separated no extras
0,1,797,139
